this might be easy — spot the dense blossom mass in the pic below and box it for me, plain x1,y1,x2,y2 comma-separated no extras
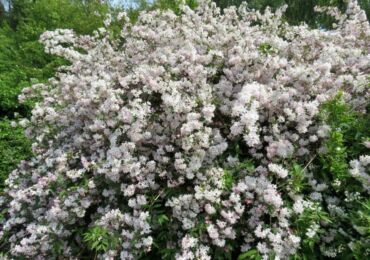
1,0,369,259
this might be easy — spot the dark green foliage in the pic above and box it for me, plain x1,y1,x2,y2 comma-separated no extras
293,93,370,258
216,0,285,12
0,24,29,117
0,0,110,189
221,158,255,191
0,0,109,117
8,0,109,34
0,119,31,191
322,130,348,180
232,92,370,259
0,3,5,24
288,163,307,194
153,0,198,14
237,249,262,260
83,226,120,253
319,92,369,180
222,169,234,190
350,198,370,257
127,0,198,22
258,42,278,55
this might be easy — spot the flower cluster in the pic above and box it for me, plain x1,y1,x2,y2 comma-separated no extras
1,0,369,259
350,155,370,192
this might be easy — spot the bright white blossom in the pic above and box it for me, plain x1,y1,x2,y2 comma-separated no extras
268,163,289,178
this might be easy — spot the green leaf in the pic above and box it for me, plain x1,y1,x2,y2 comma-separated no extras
238,249,260,260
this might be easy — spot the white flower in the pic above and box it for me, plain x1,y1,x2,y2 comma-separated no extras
207,224,219,239
181,235,198,249
268,163,288,178
293,199,305,214
205,204,216,215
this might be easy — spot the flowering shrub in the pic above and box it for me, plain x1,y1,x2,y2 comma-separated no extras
1,0,369,259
